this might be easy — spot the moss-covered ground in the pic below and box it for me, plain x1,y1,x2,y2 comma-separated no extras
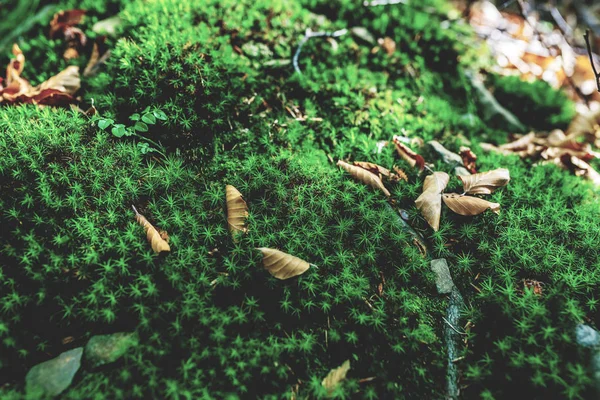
0,0,599,398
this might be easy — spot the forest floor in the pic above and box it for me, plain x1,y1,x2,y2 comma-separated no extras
2,0,600,399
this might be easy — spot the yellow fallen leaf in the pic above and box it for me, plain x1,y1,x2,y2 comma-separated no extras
337,160,390,197
322,360,350,396
415,172,449,231
226,185,248,241
442,193,500,215
132,205,170,253
257,248,310,280
459,168,510,195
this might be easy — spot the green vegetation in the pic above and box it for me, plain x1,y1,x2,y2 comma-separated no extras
0,0,598,399
488,73,576,130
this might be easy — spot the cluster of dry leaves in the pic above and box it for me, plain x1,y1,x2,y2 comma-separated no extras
467,0,600,108
0,44,80,106
0,9,109,108
482,109,600,185
415,169,510,231
337,136,509,232
132,185,312,281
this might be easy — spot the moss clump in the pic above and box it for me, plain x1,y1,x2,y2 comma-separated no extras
1,0,599,398
488,74,576,130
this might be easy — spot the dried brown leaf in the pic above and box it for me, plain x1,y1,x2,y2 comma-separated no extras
559,155,600,185
38,66,80,95
393,137,425,170
459,168,510,195
415,172,449,231
84,39,111,77
337,160,391,197
442,193,500,216
132,205,170,253
392,166,408,182
226,185,248,240
378,37,396,55
322,360,350,396
352,161,390,178
498,132,536,152
567,109,600,143
0,45,79,106
459,146,478,174
257,248,310,280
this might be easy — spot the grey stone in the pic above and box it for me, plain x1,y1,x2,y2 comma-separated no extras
84,332,138,368
431,258,454,294
26,347,83,398
576,324,600,348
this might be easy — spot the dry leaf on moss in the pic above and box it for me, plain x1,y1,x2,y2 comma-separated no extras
226,185,248,240
50,9,87,59
566,109,600,146
0,44,80,106
393,136,425,170
459,168,510,195
132,205,170,253
560,154,600,186
84,38,111,77
257,248,310,280
415,172,449,231
392,166,408,182
442,193,500,216
459,146,478,174
337,160,391,197
352,161,390,178
322,360,350,396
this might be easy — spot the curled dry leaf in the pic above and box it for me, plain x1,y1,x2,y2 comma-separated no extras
50,9,87,59
132,205,170,254
415,172,449,231
322,360,350,396
84,38,111,77
352,161,390,178
393,136,425,170
567,109,600,145
256,248,310,280
226,185,248,241
0,44,80,106
523,279,543,296
378,37,396,55
459,168,510,195
442,193,500,216
392,166,408,182
459,146,478,174
337,160,391,197
560,154,600,186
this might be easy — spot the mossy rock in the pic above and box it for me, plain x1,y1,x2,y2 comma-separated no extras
25,348,83,398
84,332,138,368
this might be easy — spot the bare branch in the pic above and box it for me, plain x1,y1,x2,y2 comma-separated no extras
584,30,600,93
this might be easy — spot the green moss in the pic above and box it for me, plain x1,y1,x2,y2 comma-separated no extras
0,0,599,398
488,74,576,131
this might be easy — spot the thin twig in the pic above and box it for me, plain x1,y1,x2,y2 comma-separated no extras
442,316,467,336
293,28,348,74
584,30,600,92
